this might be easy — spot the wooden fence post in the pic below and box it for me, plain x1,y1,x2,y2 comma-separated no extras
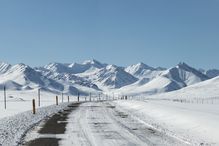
62,93,64,103
4,86,6,109
56,96,58,105
32,99,36,114
68,96,69,103
38,89,40,107
78,92,80,102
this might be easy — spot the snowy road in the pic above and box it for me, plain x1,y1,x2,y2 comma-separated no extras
22,101,189,146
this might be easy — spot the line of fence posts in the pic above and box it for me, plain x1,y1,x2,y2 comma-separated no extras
30,91,219,115
171,97,219,104
11,89,134,116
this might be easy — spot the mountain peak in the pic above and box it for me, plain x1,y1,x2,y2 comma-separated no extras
177,62,189,68
135,62,154,70
125,62,155,77
83,59,101,65
162,62,209,86
82,59,106,68
171,62,205,76
106,64,119,71
12,63,31,71
68,62,78,68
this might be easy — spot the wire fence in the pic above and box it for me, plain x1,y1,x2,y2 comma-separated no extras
143,96,219,105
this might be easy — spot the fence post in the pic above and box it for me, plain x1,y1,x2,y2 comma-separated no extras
32,99,36,114
78,92,80,102
68,96,69,103
56,96,58,105
38,89,40,107
89,92,91,102
62,93,64,103
4,86,6,109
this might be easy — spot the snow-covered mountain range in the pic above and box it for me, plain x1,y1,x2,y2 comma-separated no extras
0,60,218,96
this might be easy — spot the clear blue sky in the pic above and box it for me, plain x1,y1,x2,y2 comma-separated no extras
0,0,218,69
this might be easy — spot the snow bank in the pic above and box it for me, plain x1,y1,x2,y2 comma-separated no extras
0,103,69,146
114,100,219,145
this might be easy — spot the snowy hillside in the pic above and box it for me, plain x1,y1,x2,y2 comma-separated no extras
125,62,163,80
78,64,138,89
115,62,209,96
161,62,209,86
0,63,64,91
146,75,219,99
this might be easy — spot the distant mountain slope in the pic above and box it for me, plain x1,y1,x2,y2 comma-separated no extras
0,63,64,91
161,62,209,86
125,62,164,84
43,59,107,74
115,62,209,95
79,64,138,89
199,68,219,78
125,63,155,76
206,69,219,78
147,75,219,99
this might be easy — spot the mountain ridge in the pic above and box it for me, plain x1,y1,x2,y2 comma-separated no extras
0,60,218,96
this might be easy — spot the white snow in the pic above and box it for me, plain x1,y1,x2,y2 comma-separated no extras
0,103,69,146
0,60,219,145
145,75,219,99
115,62,209,96
0,60,212,96
0,89,76,146
114,100,219,145
125,62,162,80
24,101,190,146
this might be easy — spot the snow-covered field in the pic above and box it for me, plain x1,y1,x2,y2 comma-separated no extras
114,100,219,146
0,88,219,145
0,89,76,119
0,89,76,146
0,102,70,146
